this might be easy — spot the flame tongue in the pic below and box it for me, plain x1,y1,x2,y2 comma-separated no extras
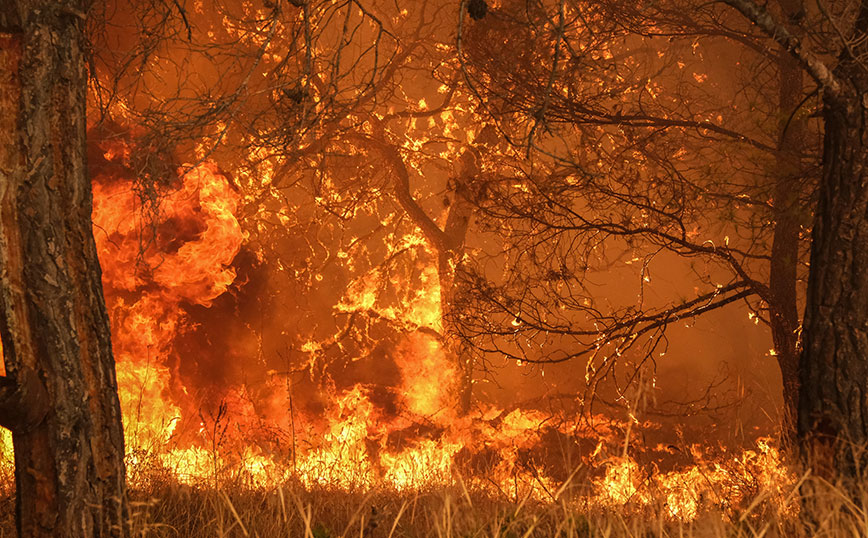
395,332,457,422
93,160,243,450
94,161,242,304
148,163,243,305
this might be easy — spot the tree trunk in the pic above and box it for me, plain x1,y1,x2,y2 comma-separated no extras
439,150,479,415
0,2,128,536
372,123,480,415
798,71,868,481
439,252,473,414
769,0,805,440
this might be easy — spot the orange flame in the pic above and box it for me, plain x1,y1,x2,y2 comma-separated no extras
93,161,243,451
79,147,797,522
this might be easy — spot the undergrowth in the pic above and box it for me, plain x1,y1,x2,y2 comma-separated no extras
0,469,864,537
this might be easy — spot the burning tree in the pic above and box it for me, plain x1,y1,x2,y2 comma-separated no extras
86,0,509,419
79,0,498,489
0,0,127,536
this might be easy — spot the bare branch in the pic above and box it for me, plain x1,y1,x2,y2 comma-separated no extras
721,0,841,96
346,127,450,253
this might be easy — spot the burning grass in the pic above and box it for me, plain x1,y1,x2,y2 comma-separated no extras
89,461,868,536
1,444,866,537
119,483,795,538
0,394,864,537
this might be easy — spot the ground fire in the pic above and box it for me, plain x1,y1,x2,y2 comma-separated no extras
0,131,788,522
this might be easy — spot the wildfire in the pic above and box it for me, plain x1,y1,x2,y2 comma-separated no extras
394,332,457,420
92,158,243,451
594,440,794,520
0,135,795,522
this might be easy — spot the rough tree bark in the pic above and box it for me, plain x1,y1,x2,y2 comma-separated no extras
797,57,868,479
0,1,128,536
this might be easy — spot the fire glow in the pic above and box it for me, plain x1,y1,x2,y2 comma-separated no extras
0,140,785,521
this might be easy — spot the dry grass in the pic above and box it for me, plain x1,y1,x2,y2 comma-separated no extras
109,475,867,537
0,470,862,537
2,437,868,536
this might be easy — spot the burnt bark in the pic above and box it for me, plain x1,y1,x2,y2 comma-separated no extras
798,89,868,480
797,3,868,481
0,1,128,536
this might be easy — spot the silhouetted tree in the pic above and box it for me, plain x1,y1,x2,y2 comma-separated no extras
723,0,868,485
457,0,868,486
456,0,818,432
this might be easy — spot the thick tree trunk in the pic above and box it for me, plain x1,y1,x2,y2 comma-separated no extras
0,2,128,536
798,86,868,481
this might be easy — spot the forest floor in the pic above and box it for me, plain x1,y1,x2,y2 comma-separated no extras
0,469,863,537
